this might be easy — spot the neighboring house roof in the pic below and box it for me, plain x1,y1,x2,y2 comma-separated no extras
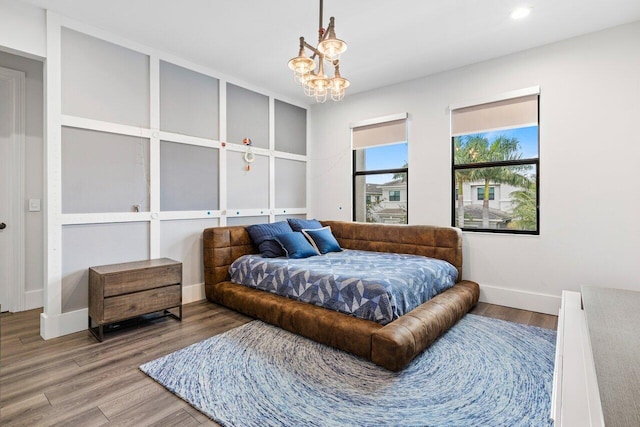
366,183,382,194
379,179,405,187
461,204,511,221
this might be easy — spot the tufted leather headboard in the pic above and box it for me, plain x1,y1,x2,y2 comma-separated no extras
203,226,256,292
321,221,463,280
203,221,464,298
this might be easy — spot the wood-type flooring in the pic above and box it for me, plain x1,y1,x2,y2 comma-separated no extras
0,301,557,426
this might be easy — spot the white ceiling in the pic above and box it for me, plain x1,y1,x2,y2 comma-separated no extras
20,0,640,104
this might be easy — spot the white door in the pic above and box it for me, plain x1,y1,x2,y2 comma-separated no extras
0,72,11,312
0,66,26,313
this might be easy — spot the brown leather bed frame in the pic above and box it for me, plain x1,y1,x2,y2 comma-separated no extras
203,220,479,371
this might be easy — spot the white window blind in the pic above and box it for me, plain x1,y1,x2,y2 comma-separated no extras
451,94,538,136
352,118,407,149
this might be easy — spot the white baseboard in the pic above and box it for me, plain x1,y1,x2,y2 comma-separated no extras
40,283,208,340
183,282,206,304
479,284,561,315
25,289,43,310
42,284,554,339
40,308,88,340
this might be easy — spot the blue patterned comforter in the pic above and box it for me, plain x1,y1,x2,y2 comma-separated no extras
228,250,458,325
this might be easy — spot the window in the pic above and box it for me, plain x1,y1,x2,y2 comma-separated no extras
477,187,495,201
352,115,408,224
451,89,539,234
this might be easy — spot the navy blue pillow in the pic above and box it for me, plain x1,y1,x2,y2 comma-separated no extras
246,221,293,257
302,226,342,254
274,232,319,259
287,218,323,232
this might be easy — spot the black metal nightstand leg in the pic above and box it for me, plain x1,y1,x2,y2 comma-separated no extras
88,316,104,342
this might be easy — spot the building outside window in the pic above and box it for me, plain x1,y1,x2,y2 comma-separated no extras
352,115,408,224
451,89,539,234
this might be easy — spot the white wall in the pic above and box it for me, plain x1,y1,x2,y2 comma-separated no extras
0,0,46,58
0,50,44,310
309,21,640,314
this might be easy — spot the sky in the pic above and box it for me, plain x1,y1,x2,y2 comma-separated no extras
361,125,538,184
365,143,408,171
363,143,408,184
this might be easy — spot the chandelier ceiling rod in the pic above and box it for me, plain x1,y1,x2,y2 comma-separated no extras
318,0,323,43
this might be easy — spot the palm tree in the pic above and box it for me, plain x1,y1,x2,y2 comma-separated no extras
508,181,537,230
453,137,478,227
475,136,532,227
456,135,532,228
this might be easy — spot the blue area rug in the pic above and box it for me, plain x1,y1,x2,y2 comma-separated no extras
140,314,556,427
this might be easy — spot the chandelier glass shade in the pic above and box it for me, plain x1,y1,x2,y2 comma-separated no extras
287,0,349,103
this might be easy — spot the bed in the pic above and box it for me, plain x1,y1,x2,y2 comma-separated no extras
203,220,479,371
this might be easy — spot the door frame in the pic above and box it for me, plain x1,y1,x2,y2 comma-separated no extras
0,66,26,313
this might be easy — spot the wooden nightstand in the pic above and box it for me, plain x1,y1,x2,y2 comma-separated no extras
88,258,182,341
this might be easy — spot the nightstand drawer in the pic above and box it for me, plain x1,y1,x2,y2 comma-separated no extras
103,284,181,322
103,265,181,297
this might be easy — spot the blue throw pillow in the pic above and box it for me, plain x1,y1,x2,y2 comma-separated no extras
246,221,293,257
287,218,323,232
274,232,319,259
302,226,342,254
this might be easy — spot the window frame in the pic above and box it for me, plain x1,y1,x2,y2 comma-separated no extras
476,186,495,201
350,113,409,225
451,92,540,235
389,190,401,202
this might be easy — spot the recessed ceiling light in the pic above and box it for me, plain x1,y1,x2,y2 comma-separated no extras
510,7,532,20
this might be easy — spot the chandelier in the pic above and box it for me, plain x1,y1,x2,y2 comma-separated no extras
287,0,349,103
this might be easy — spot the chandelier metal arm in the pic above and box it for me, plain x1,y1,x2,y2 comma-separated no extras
302,40,324,59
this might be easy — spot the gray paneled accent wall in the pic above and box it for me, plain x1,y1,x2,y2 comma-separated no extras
226,83,269,148
275,158,306,208
227,216,269,226
160,141,219,211
227,151,269,209
61,28,149,127
275,214,306,222
61,222,149,313
48,22,308,336
61,127,150,213
160,218,219,288
160,61,219,139
275,100,307,155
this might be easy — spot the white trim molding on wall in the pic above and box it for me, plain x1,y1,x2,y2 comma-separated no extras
478,284,561,315
182,283,206,305
25,289,43,310
0,65,26,313
40,308,88,339
42,11,310,339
